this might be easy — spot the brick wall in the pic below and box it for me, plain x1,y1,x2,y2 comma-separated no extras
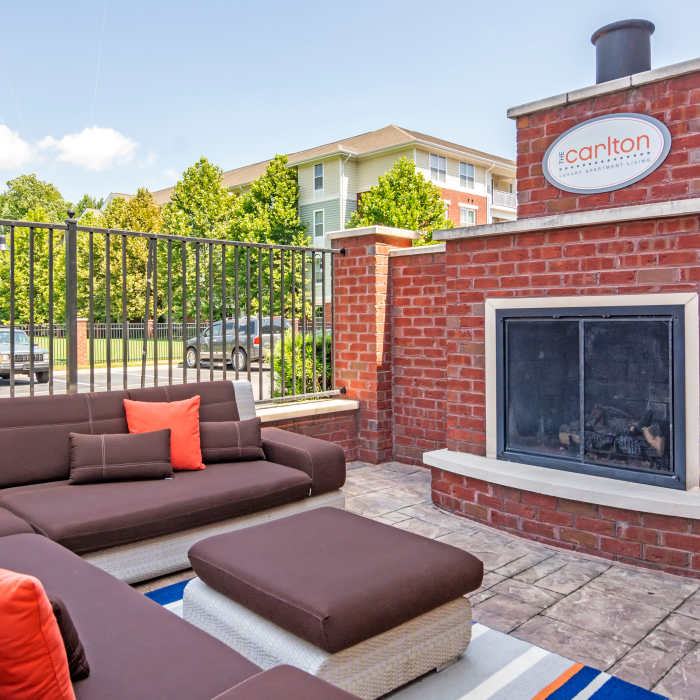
516,70,700,218
333,231,413,462
263,410,358,461
390,250,447,464
431,468,700,578
440,187,489,226
445,213,700,454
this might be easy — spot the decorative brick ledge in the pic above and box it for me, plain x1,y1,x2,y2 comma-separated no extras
431,467,700,579
259,400,359,461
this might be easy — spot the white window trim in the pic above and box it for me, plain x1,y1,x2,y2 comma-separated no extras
429,153,447,184
459,203,477,227
313,163,324,193
312,208,325,240
460,161,475,190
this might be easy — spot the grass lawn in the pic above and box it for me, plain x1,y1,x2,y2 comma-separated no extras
35,337,186,368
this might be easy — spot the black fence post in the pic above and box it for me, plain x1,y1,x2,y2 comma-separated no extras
64,210,78,393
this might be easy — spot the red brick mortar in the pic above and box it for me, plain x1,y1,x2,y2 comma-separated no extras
440,187,489,226
263,410,359,461
444,213,700,455
431,468,700,578
389,249,447,464
516,70,700,218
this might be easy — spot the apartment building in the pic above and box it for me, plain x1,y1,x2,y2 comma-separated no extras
138,125,516,246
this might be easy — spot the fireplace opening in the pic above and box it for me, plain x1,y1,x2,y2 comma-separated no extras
496,306,685,488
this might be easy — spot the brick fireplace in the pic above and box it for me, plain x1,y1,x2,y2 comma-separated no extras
332,41,700,575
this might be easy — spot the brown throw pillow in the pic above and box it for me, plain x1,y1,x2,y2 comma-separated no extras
48,595,90,681
69,430,173,484
200,418,265,463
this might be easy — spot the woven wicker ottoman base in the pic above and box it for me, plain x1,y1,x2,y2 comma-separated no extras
183,508,483,699
183,578,472,700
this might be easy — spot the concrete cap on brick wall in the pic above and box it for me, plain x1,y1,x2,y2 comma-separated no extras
327,225,420,241
506,56,700,119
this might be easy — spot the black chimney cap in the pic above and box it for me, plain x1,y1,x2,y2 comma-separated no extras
591,19,655,46
590,19,655,84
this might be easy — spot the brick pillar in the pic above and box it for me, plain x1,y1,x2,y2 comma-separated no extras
330,226,418,463
76,318,88,368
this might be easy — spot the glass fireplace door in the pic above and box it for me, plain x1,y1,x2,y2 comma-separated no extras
497,306,684,489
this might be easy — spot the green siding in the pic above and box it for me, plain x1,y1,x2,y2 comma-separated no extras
299,198,357,241
299,200,341,241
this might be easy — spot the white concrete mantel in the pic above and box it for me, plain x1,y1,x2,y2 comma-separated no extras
424,449,700,519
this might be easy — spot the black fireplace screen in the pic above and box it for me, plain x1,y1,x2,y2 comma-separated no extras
496,306,685,489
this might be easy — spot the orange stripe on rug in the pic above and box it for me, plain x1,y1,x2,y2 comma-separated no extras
530,663,584,700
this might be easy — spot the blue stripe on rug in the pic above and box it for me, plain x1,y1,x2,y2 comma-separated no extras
145,578,191,606
590,676,667,699
146,581,668,700
547,667,602,699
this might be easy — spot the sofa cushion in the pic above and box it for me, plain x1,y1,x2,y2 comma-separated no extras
128,381,240,422
211,666,360,700
0,534,260,700
69,430,172,484
201,419,265,463
188,507,483,654
48,595,90,681
0,462,311,554
0,506,32,537
0,381,240,488
0,567,75,700
124,396,204,471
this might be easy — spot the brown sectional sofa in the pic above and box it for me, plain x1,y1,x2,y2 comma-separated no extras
0,380,346,581
0,533,358,700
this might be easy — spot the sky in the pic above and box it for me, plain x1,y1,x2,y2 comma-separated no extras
1,0,699,205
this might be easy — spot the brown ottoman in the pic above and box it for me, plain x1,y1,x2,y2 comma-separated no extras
183,507,483,699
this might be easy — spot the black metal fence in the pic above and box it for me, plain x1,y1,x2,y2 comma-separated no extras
0,214,338,403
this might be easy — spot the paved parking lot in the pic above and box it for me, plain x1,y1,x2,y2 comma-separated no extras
0,363,272,399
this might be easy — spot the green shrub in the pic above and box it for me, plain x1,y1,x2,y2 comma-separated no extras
271,330,332,397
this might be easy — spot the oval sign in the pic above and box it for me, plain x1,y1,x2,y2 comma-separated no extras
542,113,671,194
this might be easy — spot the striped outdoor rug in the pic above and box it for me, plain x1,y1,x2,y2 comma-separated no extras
147,580,665,700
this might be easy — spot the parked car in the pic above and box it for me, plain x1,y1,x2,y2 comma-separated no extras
0,327,50,383
185,316,290,370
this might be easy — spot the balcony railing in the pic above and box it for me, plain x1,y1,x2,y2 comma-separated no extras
0,215,338,403
492,188,517,209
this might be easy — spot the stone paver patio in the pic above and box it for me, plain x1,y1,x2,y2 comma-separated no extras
138,461,700,699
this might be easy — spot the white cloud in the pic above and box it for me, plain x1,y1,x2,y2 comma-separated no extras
0,124,34,169
39,126,137,171
163,168,179,180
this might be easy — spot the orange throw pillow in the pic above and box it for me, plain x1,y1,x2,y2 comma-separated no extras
123,395,204,470
0,568,75,700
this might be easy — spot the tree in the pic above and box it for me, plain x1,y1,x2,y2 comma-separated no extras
161,157,234,240
347,157,452,244
230,155,306,245
0,174,69,222
75,194,104,217
229,154,309,319
81,189,162,321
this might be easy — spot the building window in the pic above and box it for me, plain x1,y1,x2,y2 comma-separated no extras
429,154,446,183
460,206,476,227
443,200,451,219
460,162,475,189
313,210,324,239
314,163,324,191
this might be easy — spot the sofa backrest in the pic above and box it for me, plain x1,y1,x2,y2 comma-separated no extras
0,381,241,489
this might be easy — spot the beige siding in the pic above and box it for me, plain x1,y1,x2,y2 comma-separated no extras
416,147,489,196
354,148,416,194
298,157,340,205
